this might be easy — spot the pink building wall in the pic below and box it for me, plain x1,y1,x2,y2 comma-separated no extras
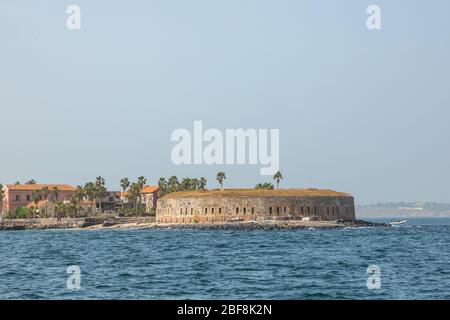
1,185,76,213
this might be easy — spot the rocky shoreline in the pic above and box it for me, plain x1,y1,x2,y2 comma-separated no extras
0,217,389,231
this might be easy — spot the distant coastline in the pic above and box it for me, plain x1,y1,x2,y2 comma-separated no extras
357,202,450,218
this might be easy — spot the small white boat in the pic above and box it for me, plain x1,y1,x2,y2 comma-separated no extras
389,220,407,226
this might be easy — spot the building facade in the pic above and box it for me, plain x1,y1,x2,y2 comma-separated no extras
1,184,76,213
156,189,355,223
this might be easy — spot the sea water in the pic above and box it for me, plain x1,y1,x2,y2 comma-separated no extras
0,218,449,299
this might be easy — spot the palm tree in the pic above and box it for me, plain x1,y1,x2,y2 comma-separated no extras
31,190,41,219
181,178,192,191
83,182,96,214
41,186,50,217
167,176,179,193
94,177,107,214
127,182,141,216
273,171,283,189
191,178,199,190
120,178,130,192
41,186,50,200
73,186,85,216
158,178,167,196
216,172,226,189
199,177,207,190
26,179,37,185
51,186,60,202
136,176,147,211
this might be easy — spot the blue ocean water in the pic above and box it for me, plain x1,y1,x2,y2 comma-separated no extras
0,218,449,299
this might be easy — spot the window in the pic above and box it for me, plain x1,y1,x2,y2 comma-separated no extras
251,207,254,214
307,207,310,214
332,207,335,214
219,208,222,214
283,207,286,213
314,207,317,214
269,207,272,214
212,208,215,214
191,208,193,215
204,208,207,214
16,195,20,202
26,195,30,201
236,207,239,214
301,206,304,214
243,207,246,214
180,208,183,214
327,207,330,214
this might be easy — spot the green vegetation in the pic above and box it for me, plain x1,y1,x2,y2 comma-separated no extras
120,177,130,192
31,190,41,219
216,172,226,189
14,207,32,219
255,182,274,190
158,176,208,196
273,171,283,189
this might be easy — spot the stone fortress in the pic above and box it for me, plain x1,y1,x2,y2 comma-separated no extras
156,189,355,223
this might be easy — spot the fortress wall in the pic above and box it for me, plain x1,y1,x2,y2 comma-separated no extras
156,195,355,223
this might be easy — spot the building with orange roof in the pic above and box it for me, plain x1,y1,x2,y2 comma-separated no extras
1,184,76,213
118,185,160,213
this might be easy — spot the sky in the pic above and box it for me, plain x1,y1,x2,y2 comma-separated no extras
0,1,449,204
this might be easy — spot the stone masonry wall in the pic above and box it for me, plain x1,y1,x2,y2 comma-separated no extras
156,196,355,223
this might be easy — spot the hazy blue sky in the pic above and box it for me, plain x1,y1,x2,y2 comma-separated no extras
1,1,449,204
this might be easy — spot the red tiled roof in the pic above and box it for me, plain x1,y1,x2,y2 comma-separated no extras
120,185,159,196
141,185,160,194
6,184,76,191
26,200,53,208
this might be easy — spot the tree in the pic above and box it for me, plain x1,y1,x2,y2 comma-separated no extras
120,178,130,192
158,178,167,196
71,186,85,217
136,176,147,212
95,176,107,214
83,182,96,214
181,178,192,191
55,202,69,221
26,179,37,185
216,172,226,189
199,177,207,190
255,182,274,190
31,190,41,219
41,186,50,218
127,182,142,217
273,171,283,189
41,186,50,200
51,186,60,202
167,176,179,193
